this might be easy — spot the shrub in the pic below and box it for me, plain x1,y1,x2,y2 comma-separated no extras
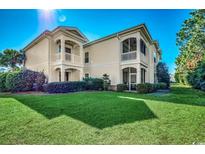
200,81,205,91
34,72,47,91
42,84,48,92
83,77,103,90
5,69,46,92
116,84,127,92
153,82,167,90
102,74,111,91
136,83,155,93
46,81,86,93
0,72,9,92
5,71,21,92
21,69,38,91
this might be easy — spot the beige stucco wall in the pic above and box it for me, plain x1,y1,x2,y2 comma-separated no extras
83,31,158,85
25,37,50,78
24,28,159,85
71,69,80,81
84,37,121,85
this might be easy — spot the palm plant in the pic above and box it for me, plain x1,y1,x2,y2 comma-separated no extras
0,49,25,71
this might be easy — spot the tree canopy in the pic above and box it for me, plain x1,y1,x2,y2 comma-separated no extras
175,9,205,84
0,49,25,71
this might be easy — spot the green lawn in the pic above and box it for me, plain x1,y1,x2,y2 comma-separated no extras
0,84,205,144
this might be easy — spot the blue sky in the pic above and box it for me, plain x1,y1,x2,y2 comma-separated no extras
0,9,192,73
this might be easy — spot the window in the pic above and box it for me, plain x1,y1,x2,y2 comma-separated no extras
65,47,71,54
141,68,146,83
85,73,89,78
140,39,146,55
58,44,61,53
57,40,61,53
123,39,129,53
85,52,89,63
130,67,137,73
130,38,137,51
122,38,137,53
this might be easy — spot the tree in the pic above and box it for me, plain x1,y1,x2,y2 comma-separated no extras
0,49,25,71
156,62,170,87
187,61,205,91
175,10,205,84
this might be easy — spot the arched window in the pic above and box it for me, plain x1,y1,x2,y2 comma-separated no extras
122,38,137,53
56,40,61,53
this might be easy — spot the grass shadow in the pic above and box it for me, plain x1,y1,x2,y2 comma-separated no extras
4,93,157,129
121,84,205,107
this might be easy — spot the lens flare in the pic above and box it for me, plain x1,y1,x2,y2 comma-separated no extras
38,9,56,30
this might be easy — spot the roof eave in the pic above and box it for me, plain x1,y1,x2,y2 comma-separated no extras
23,30,51,51
84,24,153,47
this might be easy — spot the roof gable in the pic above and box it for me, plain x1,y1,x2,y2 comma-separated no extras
52,26,88,41
23,26,88,51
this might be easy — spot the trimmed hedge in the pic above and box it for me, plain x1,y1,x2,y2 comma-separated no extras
136,83,155,93
46,81,86,93
5,69,46,92
46,77,104,93
116,84,127,92
153,82,167,90
136,82,168,94
83,77,104,90
0,72,9,92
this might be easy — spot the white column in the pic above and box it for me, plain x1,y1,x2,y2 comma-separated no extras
79,68,83,81
137,63,141,84
136,32,141,84
147,45,151,83
136,33,141,63
61,37,65,63
61,65,65,82
119,69,123,84
118,38,122,84
80,45,84,66
128,68,131,91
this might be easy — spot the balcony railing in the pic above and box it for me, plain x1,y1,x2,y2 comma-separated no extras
121,51,137,61
55,53,81,65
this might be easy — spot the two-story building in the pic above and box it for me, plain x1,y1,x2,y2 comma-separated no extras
24,24,161,90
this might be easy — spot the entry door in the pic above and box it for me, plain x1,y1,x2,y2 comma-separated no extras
65,72,71,81
130,73,137,90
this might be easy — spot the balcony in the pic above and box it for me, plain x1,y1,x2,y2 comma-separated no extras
55,53,82,65
121,51,137,61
